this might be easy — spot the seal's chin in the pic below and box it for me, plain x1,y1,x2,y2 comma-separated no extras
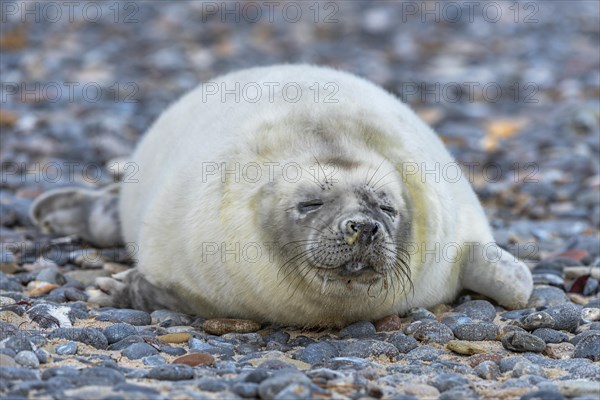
313,263,382,295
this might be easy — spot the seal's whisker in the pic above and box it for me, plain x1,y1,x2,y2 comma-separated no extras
366,159,385,188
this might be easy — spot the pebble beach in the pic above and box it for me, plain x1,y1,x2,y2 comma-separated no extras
1,1,599,399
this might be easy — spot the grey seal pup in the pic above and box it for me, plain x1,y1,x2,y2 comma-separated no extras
31,64,533,327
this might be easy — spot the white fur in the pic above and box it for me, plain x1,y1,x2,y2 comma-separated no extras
120,65,531,326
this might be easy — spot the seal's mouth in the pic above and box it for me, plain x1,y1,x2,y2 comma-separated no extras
315,263,382,294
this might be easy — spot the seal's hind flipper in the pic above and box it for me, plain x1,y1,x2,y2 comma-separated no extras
30,184,122,248
461,245,533,309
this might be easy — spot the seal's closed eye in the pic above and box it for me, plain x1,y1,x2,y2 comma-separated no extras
298,199,324,213
380,205,397,216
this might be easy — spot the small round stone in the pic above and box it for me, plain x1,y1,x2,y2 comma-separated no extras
147,364,194,381
232,382,259,398
103,323,138,344
172,352,214,367
532,328,568,344
453,322,499,341
157,332,192,344
339,339,399,359
429,373,470,392
5,336,34,352
502,331,546,353
512,361,545,378
338,321,376,338
14,351,39,368
34,348,50,364
455,300,496,322
408,307,436,321
295,342,338,364
96,309,152,326
142,355,166,366
520,311,556,330
413,321,455,344
258,372,311,400
374,314,402,332
48,328,108,349
544,303,581,332
121,343,159,360
55,341,77,355
387,332,418,353
527,286,570,308
439,313,473,331
573,331,600,361
475,360,499,380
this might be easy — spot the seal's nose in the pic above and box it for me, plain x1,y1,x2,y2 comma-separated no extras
344,220,380,246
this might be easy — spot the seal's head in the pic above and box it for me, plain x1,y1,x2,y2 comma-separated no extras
273,157,412,300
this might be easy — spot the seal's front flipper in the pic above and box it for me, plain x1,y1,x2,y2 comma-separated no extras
87,269,183,312
461,245,533,309
30,184,122,248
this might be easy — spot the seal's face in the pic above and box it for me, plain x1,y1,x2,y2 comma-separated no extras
277,160,411,298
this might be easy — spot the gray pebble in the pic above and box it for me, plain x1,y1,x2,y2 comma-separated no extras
409,307,436,321
455,300,496,322
338,321,376,338
295,342,338,364
232,382,259,398
583,278,599,296
532,328,568,343
14,351,40,368
146,364,194,381
475,360,499,380
34,348,50,364
258,372,311,400
55,341,77,355
103,323,138,344
520,390,565,400
142,354,166,366
502,332,546,353
48,328,108,350
413,321,455,344
121,342,159,360
440,313,472,331
573,331,600,361
80,366,125,385
520,311,556,330
339,339,399,359
0,366,40,381
544,303,581,332
527,286,570,308
5,336,34,352
387,332,418,353
244,369,270,384
453,322,499,341
429,373,470,392
108,335,145,351
512,361,545,377
96,309,152,326
405,345,444,361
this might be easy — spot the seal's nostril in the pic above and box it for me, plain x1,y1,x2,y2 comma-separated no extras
346,220,358,233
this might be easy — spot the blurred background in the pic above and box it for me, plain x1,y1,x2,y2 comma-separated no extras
1,0,599,260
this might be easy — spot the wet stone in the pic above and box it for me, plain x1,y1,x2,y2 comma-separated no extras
48,328,108,349
121,342,159,360
413,321,455,344
453,322,499,341
146,364,194,381
440,313,472,331
55,341,77,355
96,309,152,326
532,328,568,343
295,342,338,365
512,361,545,377
338,321,376,338
455,300,496,322
387,332,418,353
103,323,138,344
502,332,546,353
14,350,39,368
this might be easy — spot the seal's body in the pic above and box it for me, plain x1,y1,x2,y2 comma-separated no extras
32,65,533,327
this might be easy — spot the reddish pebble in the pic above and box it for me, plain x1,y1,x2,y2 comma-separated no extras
374,315,402,332
468,353,502,368
173,352,214,367
553,249,589,263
